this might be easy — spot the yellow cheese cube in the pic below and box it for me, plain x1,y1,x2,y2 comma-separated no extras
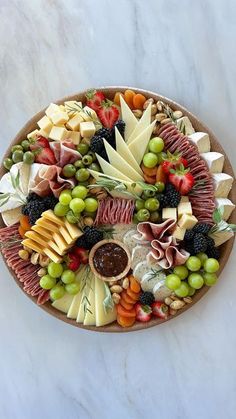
80,121,96,138
38,129,49,138
178,214,198,229
162,207,177,221
66,113,83,131
65,101,82,116
172,225,186,241
80,106,98,121
66,131,81,145
59,105,66,112
177,201,192,218
51,111,69,125
27,129,39,140
45,103,60,118
37,115,53,134
49,126,69,141
180,196,189,203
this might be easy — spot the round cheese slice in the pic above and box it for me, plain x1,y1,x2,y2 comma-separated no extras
1,206,23,226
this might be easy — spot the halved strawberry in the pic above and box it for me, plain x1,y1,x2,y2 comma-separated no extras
86,89,105,112
97,100,119,129
168,164,195,195
73,247,89,264
135,303,152,322
152,302,169,319
67,252,81,271
162,151,188,174
35,147,57,165
30,136,50,151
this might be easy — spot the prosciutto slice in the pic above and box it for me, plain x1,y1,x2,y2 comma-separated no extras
94,198,135,225
30,165,75,198
50,140,81,167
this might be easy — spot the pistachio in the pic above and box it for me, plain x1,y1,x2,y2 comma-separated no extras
152,125,160,135
109,280,118,287
160,117,172,125
18,249,29,261
112,293,121,304
23,246,33,254
30,252,40,265
110,285,123,294
156,101,163,111
170,308,177,316
83,216,94,226
151,104,157,116
173,110,183,119
132,109,143,118
155,113,167,122
183,296,193,304
170,295,180,301
38,268,47,277
39,254,50,267
164,297,173,306
170,300,185,310
122,277,129,289
143,98,154,109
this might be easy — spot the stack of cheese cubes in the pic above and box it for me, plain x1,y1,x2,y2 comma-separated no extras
27,101,99,146
162,197,197,240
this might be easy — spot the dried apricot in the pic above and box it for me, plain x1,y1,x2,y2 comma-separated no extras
129,276,141,293
20,215,31,231
121,291,136,305
127,288,140,301
117,304,136,318
143,173,156,185
141,163,157,177
120,299,134,311
133,93,146,110
114,92,124,106
18,226,26,238
156,165,168,183
124,89,135,109
117,314,135,327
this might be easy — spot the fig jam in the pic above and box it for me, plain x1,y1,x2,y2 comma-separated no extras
93,243,128,277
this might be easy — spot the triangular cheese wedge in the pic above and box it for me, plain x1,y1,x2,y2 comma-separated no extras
52,293,74,313
127,103,151,144
96,153,132,182
88,169,142,196
115,129,143,175
128,121,156,164
83,275,96,326
95,276,117,327
120,96,138,141
103,140,143,181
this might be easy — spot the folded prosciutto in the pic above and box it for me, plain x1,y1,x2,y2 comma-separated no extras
135,220,189,269
30,165,75,198
50,140,81,167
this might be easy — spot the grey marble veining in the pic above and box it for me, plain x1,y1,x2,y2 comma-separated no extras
0,1,236,418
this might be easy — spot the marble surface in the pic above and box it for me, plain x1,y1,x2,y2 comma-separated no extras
0,0,235,418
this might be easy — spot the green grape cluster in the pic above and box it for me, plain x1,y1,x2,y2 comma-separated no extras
39,262,80,300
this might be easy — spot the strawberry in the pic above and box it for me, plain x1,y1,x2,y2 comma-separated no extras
97,100,119,129
67,252,81,271
73,247,89,264
35,147,57,165
30,136,50,151
168,164,195,195
152,302,169,319
162,151,188,174
86,89,105,112
135,303,152,322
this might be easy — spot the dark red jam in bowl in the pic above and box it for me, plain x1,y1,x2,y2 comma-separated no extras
93,243,128,277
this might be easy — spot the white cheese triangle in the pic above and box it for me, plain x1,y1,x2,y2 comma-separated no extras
95,276,117,327
96,154,132,181
127,103,151,144
128,121,156,164
52,293,74,313
88,169,142,197
120,96,138,141
115,129,143,175
83,275,96,326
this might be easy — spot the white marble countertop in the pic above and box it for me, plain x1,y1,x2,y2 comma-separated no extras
0,1,235,418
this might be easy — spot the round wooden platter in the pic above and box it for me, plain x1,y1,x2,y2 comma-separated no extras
0,87,235,333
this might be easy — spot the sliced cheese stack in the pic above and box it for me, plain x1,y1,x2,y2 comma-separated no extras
22,210,82,263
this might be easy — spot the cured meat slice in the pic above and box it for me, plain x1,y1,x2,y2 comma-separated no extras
94,198,135,225
30,165,75,198
50,140,81,167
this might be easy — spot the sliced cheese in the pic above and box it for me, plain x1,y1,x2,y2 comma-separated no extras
31,225,52,239
212,173,234,198
127,103,152,144
120,95,138,141
209,230,234,247
176,116,195,135
104,139,143,181
215,198,235,221
201,152,224,173
24,231,49,247
42,210,65,226
64,220,82,240
22,239,43,254
67,291,83,319
128,121,156,165
59,226,73,244
188,132,210,153
48,240,65,256
115,128,143,175
76,287,87,323
83,275,96,326
95,154,132,182
53,232,68,251
43,248,63,263
36,218,59,233
88,169,143,197
52,293,74,314
95,276,117,327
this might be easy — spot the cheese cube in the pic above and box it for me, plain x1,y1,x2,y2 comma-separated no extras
59,105,66,112
179,196,190,203
50,111,69,125
188,132,210,153
38,129,49,138
176,116,195,135
178,214,198,229
80,121,96,138
178,201,192,218
201,152,224,173
215,198,235,221
212,173,234,198
45,103,60,118
27,129,39,140
66,113,83,131
66,131,81,145
64,101,82,116
172,225,186,241
209,230,234,247
49,126,69,141
80,106,98,121
37,115,53,134
162,208,177,221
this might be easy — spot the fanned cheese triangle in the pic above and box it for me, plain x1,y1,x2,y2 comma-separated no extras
95,276,117,327
120,96,138,141
88,169,142,197
115,129,143,175
128,121,156,164
96,153,132,182
83,275,96,326
127,103,151,144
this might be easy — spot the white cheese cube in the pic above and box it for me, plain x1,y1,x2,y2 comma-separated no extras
27,129,39,140
176,116,195,135
201,152,224,173
45,103,60,118
178,214,198,229
38,129,49,138
66,113,83,131
51,111,69,125
162,207,177,221
188,132,210,153
209,230,234,247
212,173,234,198
180,196,190,203
80,106,98,121
215,198,235,221
37,115,53,134
59,105,66,112
66,131,81,145
172,225,186,241
178,201,192,218
49,126,68,141
64,101,82,116
80,121,96,138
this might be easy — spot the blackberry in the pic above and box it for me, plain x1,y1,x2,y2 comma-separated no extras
27,200,45,225
96,128,111,142
113,119,125,137
139,292,155,306
184,229,195,241
184,240,195,255
205,236,215,248
193,233,208,253
83,226,104,248
164,184,181,208
156,193,169,209
90,134,105,154
21,205,29,216
206,246,220,260
43,195,58,210
76,235,90,250
193,223,212,235
26,192,40,203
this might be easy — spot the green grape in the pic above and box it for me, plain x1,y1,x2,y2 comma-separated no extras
196,252,208,266
77,143,89,155
66,210,79,224
54,203,69,217
75,168,90,182
89,163,101,172
135,199,145,211
203,258,220,273
149,137,164,153
136,208,150,222
188,273,204,289
165,274,181,290
62,164,76,178
188,286,196,296
59,190,72,206
157,152,167,163
203,272,218,286
47,262,63,279
40,275,57,290
149,211,159,222
72,185,88,199
84,197,98,212
65,282,80,295
155,181,165,193
144,198,160,212
143,152,158,168
186,256,201,272
21,140,30,151
82,154,93,166
12,150,24,163
173,265,189,280
23,151,35,164
174,282,190,297
142,189,156,199
61,269,76,284
11,145,23,153
74,160,84,169
69,198,86,213
3,158,13,170
50,284,65,300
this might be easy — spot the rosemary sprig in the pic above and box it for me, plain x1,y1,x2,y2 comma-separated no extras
210,207,236,234
66,103,102,128
145,267,164,281
0,236,22,251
